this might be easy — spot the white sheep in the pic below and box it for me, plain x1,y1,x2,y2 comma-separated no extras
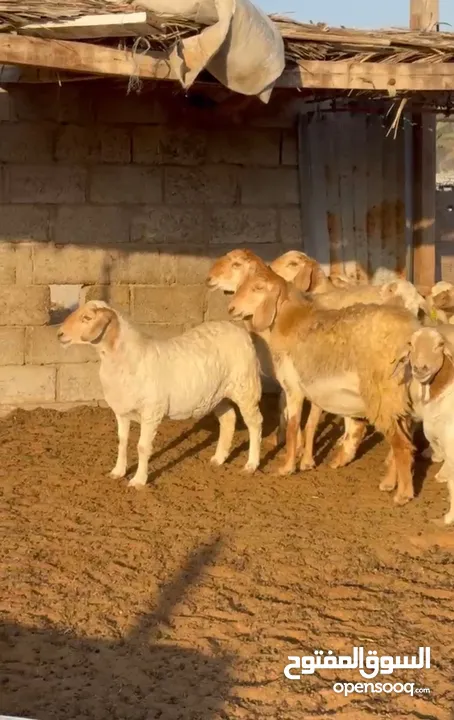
426,281,454,324
57,301,263,487
392,326,454,524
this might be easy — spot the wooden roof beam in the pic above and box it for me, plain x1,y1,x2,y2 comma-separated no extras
0,34,453,91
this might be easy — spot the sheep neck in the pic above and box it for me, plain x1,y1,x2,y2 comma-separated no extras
96,320,146,375
428,356,454,402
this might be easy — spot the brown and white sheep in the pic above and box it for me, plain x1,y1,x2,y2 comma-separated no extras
228,265,420,505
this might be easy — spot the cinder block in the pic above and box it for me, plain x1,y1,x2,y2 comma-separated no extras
57,362,103,402
56,125,131,163
130,207,206,245
9,165,86,203
14,243,34,285
25,326,95,365
0,244,18,284
109,250,168,285
133,126,207,165
82,285,130,315
210,208,277,245
132,285,205,325
0,286,50,325
137,323,185,340
95,88,166,124
0,123,54,163
279,208,303,246
241,168,299,206
0,328,25,365
54,206,130,245
90,166,162,204
165,166,237,205
207,129,280,166
33,245,113,284
0,89,12,121
10,84,95,123
281,130,297,166
172,253,214,285
205,291,230,321
0,365,55,403
0,206,50,243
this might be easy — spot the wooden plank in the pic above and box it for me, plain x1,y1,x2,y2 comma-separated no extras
309,114,331,274
0,34,175,81
351,115,369,282
412,112,437,288
337,113,357,280
18,11,158,40
410,0,439,30
410,0,438,289
367,115,384,279
324,114,343,277
381,126,399,273
395,124,407,276
278,60,454,91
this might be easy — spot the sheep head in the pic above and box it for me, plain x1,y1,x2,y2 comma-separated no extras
270,250,329,293
58,300,119,350
206,249,266,294
391,328,454,386
228,268,287,333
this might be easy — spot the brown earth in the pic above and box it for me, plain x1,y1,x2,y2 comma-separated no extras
1,396,454,720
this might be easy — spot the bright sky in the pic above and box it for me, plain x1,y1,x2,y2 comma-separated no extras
258,0,454,30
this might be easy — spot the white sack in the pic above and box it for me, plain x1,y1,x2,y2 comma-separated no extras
133,0,285,102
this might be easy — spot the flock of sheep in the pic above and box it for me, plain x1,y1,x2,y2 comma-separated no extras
57,249,454,527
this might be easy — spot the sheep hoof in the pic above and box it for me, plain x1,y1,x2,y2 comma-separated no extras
435,472,448,484
210,455,226,467
109,468,126,480
127,478,147,489
299,459,315,471
393,491,414,506
278,464,295,476
430,515,454,528
379,479,396,493
243,462,258,475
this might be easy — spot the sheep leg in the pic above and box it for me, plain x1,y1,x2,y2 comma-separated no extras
299,403,321,470
443,469,454,525
329,418,367,470
110,414,131,479
211,401,236,466
279,392,304,476
379,451,397,492
236,400,263,474
128,416,160,488
268,390,287,448
390,422,415,506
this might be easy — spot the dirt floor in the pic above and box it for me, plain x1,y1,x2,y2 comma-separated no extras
1,396,454,720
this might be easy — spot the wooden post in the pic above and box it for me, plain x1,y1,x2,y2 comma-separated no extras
410,0,438,292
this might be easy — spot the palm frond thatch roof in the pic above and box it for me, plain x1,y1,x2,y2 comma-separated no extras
0,1,454,66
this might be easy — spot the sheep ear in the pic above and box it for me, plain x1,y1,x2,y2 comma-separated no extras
443,341,454,363
293,263,314,292
81,307,115,344
390,344,410,378
252,286,280,333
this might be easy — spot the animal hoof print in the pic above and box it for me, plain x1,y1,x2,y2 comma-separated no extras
393,492,413,506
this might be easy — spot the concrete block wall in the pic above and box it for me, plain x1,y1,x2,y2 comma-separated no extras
0,82,302,412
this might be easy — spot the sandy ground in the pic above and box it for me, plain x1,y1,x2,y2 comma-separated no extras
1,396,454,720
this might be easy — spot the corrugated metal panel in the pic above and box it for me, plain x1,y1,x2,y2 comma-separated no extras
298,111,406,280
